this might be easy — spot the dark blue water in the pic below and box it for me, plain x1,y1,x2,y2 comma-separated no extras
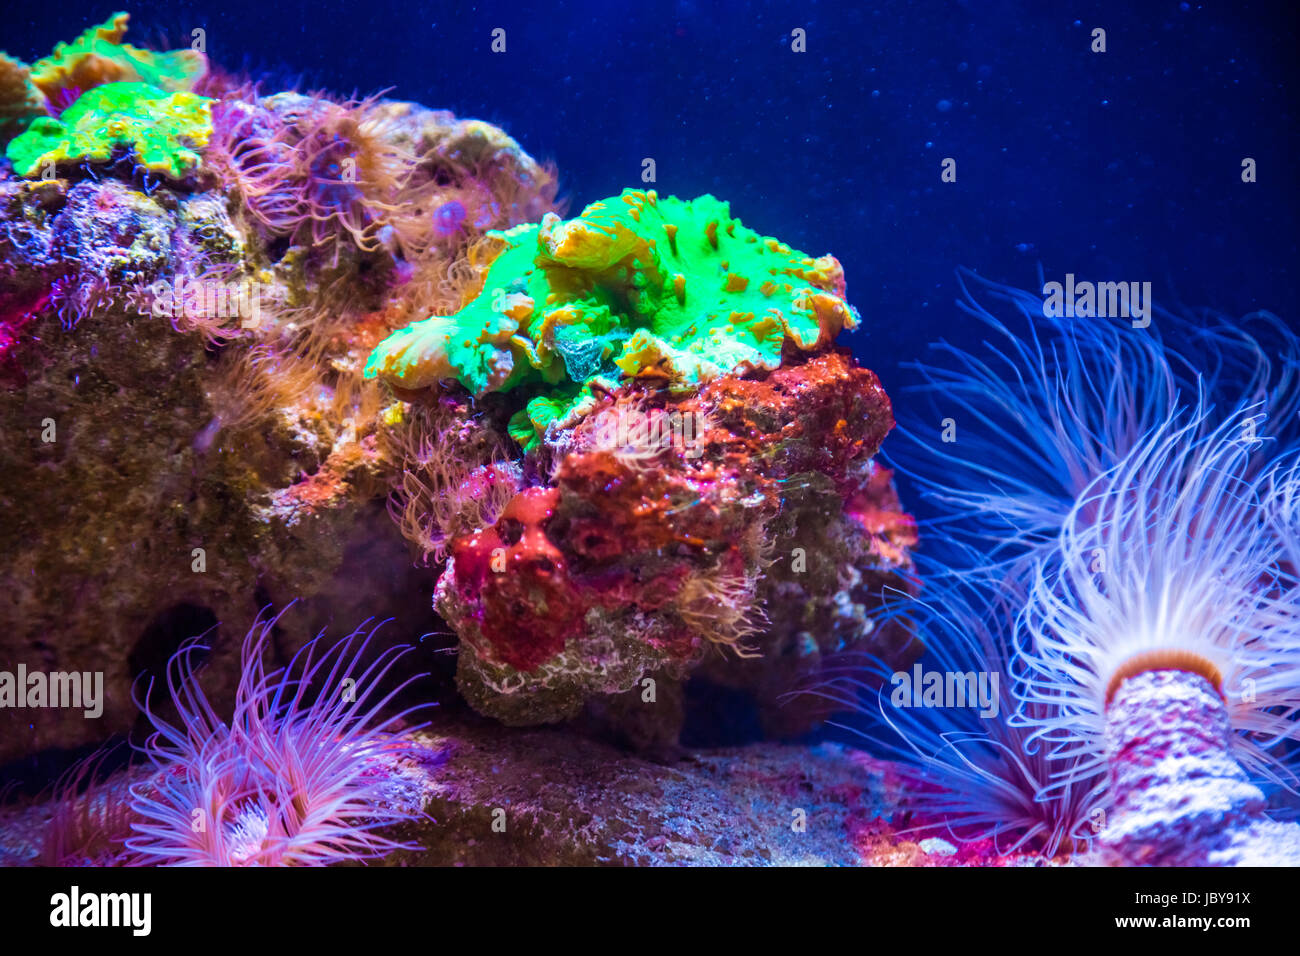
11,0,1298,439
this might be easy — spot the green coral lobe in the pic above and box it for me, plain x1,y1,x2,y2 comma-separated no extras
5,81,212,179
365,189,860,448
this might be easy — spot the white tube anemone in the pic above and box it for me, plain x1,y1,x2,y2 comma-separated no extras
874,273,1300,855
1013,398,1300,795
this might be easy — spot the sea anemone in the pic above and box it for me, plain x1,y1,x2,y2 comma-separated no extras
1013,398,1300,796
207,92,436,269
200,340,319,445
49,271,118,330
676,550,769,659
381,398,523,563
127,607,431,866
852,270,1300,855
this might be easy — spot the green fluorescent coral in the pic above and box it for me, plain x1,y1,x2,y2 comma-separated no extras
27,12,208,102
366,189,860,448
6,81,212,180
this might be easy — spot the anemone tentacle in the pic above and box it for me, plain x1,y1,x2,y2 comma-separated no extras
891,269,1299,577
800,559,1105,857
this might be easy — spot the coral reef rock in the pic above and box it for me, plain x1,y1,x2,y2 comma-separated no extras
0,16,911,768
369,191,919,734
435,351,919,732
0,82,557,766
